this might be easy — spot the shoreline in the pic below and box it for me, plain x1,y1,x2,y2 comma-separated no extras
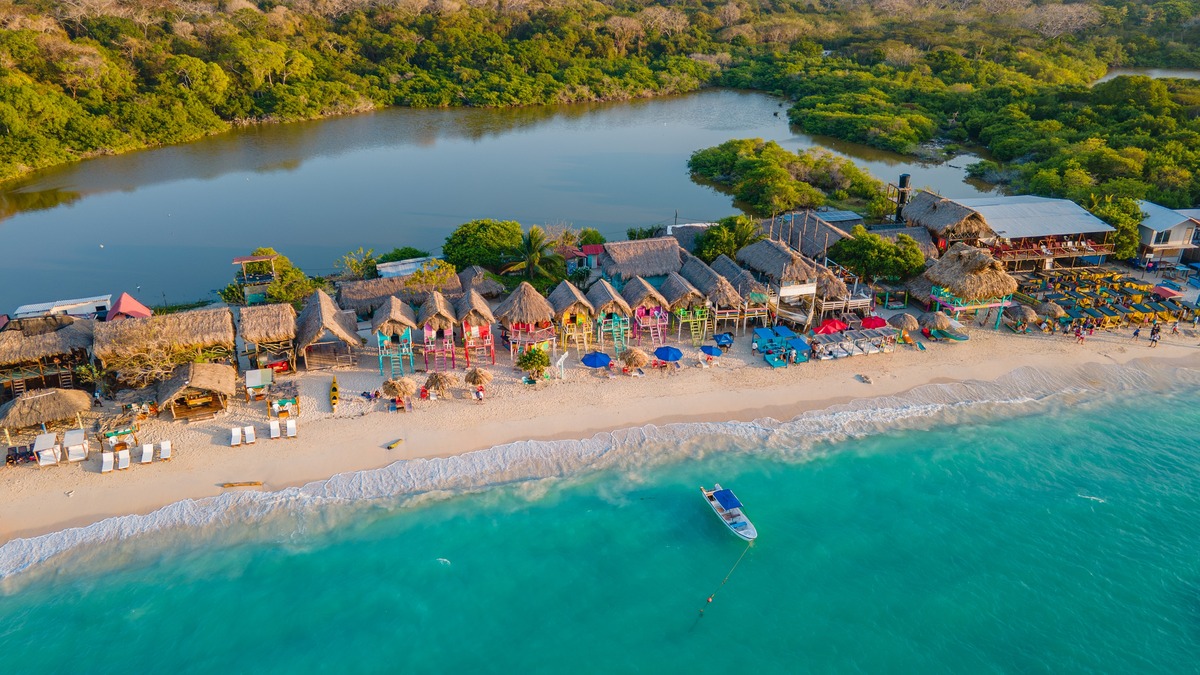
4,328,1200,548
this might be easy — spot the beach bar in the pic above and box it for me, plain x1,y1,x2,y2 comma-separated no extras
919,244,1018,328
0,316,94,403
156,363,236,421
294,290,361,370
238,303,297,373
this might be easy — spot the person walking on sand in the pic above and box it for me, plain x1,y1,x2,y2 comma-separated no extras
1171,322,1180,336
1150,332,1161,348
1132,326,1141,341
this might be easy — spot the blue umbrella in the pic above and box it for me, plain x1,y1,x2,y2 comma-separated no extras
654,346,683,362
700,345,722,357
581,351,611,369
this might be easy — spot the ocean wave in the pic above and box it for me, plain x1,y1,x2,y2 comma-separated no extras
2,360,1196,582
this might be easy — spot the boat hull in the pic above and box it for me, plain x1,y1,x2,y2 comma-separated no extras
701,485,757,541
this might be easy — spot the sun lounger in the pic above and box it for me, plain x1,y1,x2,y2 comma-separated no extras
244,425,256,444
231,427,242,447
63,429,88,462
269,420,282,440
285,419,297,439
159,440,172,461
117,449,130,470
101,451,114,473
140,444,154,464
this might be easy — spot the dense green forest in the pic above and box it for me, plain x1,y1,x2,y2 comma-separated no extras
1,0,1199,209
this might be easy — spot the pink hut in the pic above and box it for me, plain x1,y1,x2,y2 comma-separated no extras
455,289,495,367
417,291,457,371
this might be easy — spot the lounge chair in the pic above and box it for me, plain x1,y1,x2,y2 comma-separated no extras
140,444,154,464
117,449,130,470
101,452,114,473
285,419,298,439
159,440,172,461
231,427,242,447
244,425,256,444
269,420,282,440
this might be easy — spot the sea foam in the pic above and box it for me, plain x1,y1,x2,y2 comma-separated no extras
1,360,1195,581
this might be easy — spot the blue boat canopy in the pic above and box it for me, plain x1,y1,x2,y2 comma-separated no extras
713,489,742,510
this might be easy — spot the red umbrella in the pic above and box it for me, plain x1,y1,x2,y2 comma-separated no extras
814,319,848,334
1152,286,1182,299
860,315,887,329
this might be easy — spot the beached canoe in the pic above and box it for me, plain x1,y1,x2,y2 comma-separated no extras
330,377,339,410
220,481,263,488
701,484,757,541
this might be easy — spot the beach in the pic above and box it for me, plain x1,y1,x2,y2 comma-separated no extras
4,325,1197,546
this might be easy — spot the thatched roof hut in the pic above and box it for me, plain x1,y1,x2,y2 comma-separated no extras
873,225,940,262
600,237,683,280
922,243,1017,301
1038,301,1066,320
735,239,814,285
902,190,995,240
710,255,768,299
0,316,93,368
417,291,457,332
620,276,668,310
889,312,919,331
337,272,463,316
1005,305,1038,323
654,224,713,253
457,266,505,298
295,290,361,352
659,272,705,311
782,212,854,260
816,267,849,300
585,279,631,317
238,303,296,346
548,281,595,321
93,307,235,363
454,289,495,327
494,282,555,327
370,296,418,337
383,377,418,399
0,388,90,430
919,311,952,331
156,363,236,409
679,255,742,309
906,275,934,304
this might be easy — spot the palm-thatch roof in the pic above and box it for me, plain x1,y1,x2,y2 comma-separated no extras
417,291,457,331
424,371,458,397
295,290,361,351
1005,305,1038,323
679,255,742,309
370,296,418,336
659,272,705,311
238,303,296,346
93,307,235,362
710,255,768,299
494,282,555,327
902,190,995,240
383,377,418,399
0,388,91,430
735,239,815,285
872,225,940,262
455,289,495,327
457,266,505,298
548,281,595,320
1038,301,1066,320
336,272,463,316
654,224,714,253
889,312,919,331
464,367,493,386
816,267,850,300
156,362,237,406
620,276,668,310
0,316,93,367
919,311,952,331
922,243,1017,301
600,237,683,279
620,347,649,368
906,274,934,303
585,279,631,317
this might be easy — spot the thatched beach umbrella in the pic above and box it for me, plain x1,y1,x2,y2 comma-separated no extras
424,372,458,398
918,311,952,331
464,367,493,387
1005,305,1038,324
922,243,1017,301
659,272,705,311
1038,302,1066,320
620,347,650,368
383,377,418,399
0,388,90,433
888,312,920,332
494,282,555,327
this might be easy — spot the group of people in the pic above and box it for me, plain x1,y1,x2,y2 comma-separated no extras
1131,323,1172,347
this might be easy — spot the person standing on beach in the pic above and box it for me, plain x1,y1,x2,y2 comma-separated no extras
1132,326,1141,341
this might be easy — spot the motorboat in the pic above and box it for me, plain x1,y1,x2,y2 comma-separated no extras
701,484,757,541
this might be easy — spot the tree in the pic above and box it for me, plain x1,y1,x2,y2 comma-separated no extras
247,247,322,308
693,215,766,263
503,226,565,280
516,347,550,379
578,228,606,246
442,219,523,270
404,259,457,293
378,246,431,263
625,227,658,240
1086,195,1143,260
335,247,378,279
827,226,926,281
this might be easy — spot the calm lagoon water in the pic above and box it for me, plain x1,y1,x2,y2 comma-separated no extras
2,365,1199,673
1095,67,1200,83
0,90,992,312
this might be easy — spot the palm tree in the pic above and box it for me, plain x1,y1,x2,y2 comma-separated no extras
503,226,565,280
722,215,767,251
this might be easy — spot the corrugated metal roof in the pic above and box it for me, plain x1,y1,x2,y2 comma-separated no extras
815,210,863,223
1137,200,1195,232
953,195,1114,239
1177,208,1200,221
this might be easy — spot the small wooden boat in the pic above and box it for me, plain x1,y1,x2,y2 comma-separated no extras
330,377,339,410
220,481,263,488
701,484,757,541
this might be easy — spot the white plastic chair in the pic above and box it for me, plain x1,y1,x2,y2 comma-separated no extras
100,451,114,473
269,420,281,440
140,444,154,464
231,427,242,447
243,425,256,444
116,449,130,470
285,419,297,439
159,440,172,461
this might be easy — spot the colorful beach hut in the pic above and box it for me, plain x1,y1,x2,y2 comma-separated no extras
417,291,457,371
371,296,417,378
337,270,463,319
238,303,297,373
586,279,632,353
294,290,362,370
680,254,742,336
620,276,670,346
919,243,1017,329
494,282,556,358
455,289,496,367
710,254,770,331
548,281,595,352
660,272,708,345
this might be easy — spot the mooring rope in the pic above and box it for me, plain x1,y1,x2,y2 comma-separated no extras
697,541,753,618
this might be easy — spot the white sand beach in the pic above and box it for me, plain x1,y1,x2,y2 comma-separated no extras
3,326,1199,543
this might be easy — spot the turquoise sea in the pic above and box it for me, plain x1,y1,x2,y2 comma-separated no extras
2,364,1200,673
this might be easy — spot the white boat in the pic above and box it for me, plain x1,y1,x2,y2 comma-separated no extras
701,484,757,541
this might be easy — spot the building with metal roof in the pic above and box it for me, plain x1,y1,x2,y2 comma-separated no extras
1135,200,1199,265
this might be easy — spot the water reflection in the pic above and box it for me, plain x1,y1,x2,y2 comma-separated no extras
1094,68,1200,84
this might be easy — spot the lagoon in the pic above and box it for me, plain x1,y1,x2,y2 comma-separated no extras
1095,67,1200,83
0,90,993,312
